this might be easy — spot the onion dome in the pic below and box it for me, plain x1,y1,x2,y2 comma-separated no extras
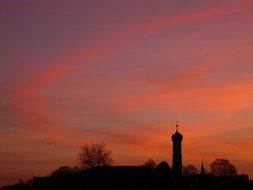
172,124,183,141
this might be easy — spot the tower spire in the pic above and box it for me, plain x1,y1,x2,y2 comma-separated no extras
201,162,205,175
176,121,179,132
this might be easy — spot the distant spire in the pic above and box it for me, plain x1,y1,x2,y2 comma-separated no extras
176,121,179,132
201,162,205,175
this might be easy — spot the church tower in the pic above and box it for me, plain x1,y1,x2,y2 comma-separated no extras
171,122,183,176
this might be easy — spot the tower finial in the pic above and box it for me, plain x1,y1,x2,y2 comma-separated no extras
176,121,179,132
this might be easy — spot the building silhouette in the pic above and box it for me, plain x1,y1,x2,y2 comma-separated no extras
171,122,183,176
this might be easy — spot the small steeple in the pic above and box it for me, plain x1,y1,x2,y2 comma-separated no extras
201,162,205,175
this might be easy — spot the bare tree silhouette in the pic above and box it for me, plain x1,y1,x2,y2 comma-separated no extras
210,159,237,177
142,159,157,169
182,164,199,176
78,142,113,168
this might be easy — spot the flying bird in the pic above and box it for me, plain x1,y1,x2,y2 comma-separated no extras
46,141,56,146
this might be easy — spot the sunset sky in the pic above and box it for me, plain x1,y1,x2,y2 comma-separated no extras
1,0,253,185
